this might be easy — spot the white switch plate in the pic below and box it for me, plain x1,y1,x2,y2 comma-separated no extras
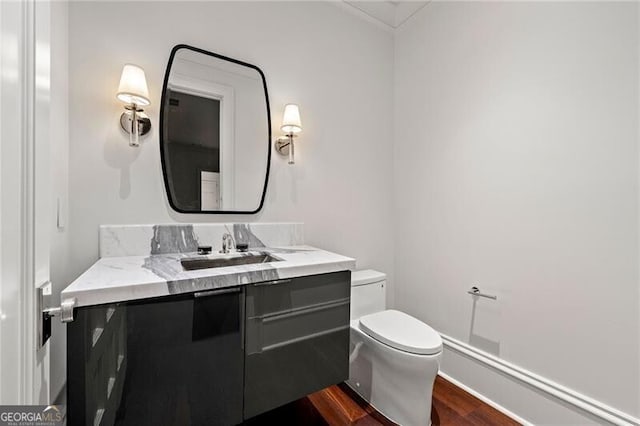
56,197,66,229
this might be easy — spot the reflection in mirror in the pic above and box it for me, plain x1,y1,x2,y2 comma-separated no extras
160,45,271,213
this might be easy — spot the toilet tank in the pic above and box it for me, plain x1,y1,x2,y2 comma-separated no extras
350,270,386,320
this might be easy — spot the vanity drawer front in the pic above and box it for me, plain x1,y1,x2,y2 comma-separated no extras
243,271,351,420
245,297,349,354
244,326,349,419
245,271,351,318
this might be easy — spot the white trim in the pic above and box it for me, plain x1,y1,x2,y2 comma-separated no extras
1,0,49,405
0,0,3,397
437,371,531,425
21,0,37,405
340,1,430,29
0,0,28,404
440,333,640,426
331,2,394,33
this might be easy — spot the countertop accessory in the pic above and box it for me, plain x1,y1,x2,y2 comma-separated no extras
197,245,212,255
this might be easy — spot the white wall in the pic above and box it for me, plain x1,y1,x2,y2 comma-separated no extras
67,0,394,279
394,1,639,423
68,0,394,273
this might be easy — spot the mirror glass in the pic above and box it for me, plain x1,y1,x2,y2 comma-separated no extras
160,45,270,213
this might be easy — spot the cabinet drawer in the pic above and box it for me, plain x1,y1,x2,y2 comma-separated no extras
244,327,349,419
246,297,349,354
246,271,351,318
243,271,351,419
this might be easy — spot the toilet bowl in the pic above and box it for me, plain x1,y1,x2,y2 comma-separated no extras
347,270,442,426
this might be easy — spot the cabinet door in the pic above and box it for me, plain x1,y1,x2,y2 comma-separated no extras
244,271,351,419
67,287,244,426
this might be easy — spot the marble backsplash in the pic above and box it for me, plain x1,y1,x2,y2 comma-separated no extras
99,223,304,258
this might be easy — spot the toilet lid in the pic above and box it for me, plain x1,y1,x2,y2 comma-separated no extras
359,310,443,355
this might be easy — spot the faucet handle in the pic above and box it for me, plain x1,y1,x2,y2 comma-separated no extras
220,233,235,253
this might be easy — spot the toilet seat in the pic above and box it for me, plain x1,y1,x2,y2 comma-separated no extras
359,309,442,355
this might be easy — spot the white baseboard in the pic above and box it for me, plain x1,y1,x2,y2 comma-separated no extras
440,333,639,426
437,371,531,425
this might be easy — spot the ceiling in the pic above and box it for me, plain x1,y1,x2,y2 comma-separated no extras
343,1,429,29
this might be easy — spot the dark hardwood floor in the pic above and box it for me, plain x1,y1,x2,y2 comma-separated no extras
430,377,520,426
244,376,521,426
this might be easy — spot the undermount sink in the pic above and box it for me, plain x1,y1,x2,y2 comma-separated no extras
181,253,281,271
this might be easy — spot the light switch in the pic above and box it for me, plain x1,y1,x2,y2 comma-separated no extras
56,197,66,229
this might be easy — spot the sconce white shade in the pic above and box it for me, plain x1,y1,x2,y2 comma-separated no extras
281,104,302,134
117,64,150,106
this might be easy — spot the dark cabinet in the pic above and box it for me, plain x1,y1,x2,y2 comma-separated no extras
243,271,351,419
66,271,351,425
67,287,244,426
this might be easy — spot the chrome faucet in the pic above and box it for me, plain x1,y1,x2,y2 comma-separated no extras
220,233,235,254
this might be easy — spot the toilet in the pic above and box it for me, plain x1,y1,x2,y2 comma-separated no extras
348,270,442,426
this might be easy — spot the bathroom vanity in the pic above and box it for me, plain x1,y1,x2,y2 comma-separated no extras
62,223,355,426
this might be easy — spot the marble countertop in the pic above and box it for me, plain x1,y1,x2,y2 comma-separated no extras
62,246,356,308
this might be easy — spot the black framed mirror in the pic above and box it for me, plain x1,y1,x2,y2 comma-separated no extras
160,44,271,214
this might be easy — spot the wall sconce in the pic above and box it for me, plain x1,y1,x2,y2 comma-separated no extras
117,64,151,147
275,104,302,164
